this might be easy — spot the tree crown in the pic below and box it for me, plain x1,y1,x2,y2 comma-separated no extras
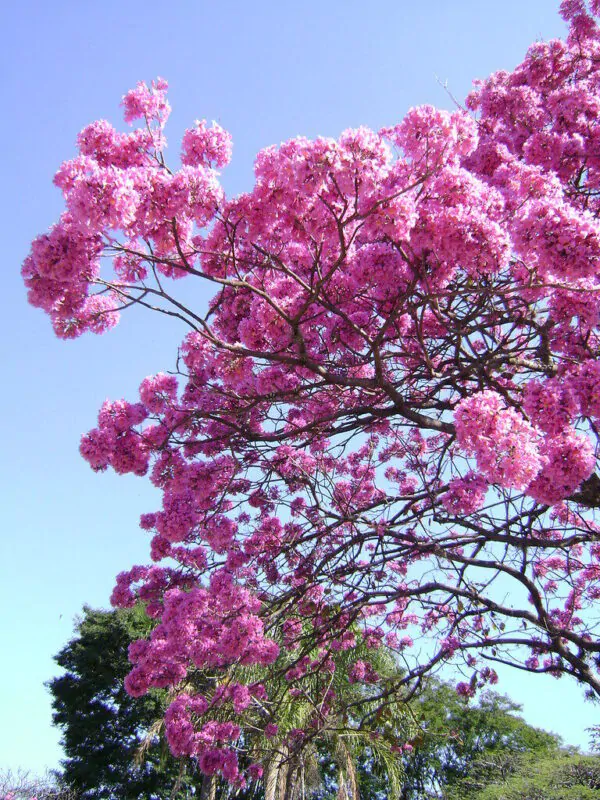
23,0,600,789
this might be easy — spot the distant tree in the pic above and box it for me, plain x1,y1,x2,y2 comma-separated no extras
400,681,560,799
48,604,200,799
587,723,600,753
0,769,77,800
448,751,600,800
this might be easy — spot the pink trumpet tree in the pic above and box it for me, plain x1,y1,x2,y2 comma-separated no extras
23,0,600,786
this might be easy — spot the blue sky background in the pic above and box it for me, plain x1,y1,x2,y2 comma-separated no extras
2,0,597,777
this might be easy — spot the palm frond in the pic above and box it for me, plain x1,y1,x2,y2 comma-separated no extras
134,716,164,766
335,738,359,800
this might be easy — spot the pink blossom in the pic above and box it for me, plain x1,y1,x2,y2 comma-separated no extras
122,78,170,126
264,723,278,739
181,120,232,168
454,391,543,489
441,471,489,515
456,682,476,698
527,430,595,505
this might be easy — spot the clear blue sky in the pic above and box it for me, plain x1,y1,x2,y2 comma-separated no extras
2,0,597,777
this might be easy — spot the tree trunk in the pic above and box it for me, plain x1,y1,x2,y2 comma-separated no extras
199,774,216,800
283,765,298,800
265,745,289,800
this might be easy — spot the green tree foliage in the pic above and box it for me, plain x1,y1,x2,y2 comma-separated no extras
48,605,200,799
587,723,600,753
254,636,414,800
401,682,560,799
448,751,600,799
49,607,414,800
49,606,574,800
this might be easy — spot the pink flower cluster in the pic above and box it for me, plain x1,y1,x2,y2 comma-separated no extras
80,399,149,475
441,471,489,515
528,430,595,505
181,120,232,169
122,77,171,126
348,659,379,684
122,572,279,695
22,79,226,338
455,388,595,504
454,391,543,490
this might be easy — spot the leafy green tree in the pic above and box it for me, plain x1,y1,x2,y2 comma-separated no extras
50,607,414,800
0,768,78,800
449,751,600,799
587,723,600,753
49,606,571,800
401,682,560,799
48,604,200,799
183,622,417,800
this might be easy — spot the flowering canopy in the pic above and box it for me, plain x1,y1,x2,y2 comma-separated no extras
23,0,600,788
